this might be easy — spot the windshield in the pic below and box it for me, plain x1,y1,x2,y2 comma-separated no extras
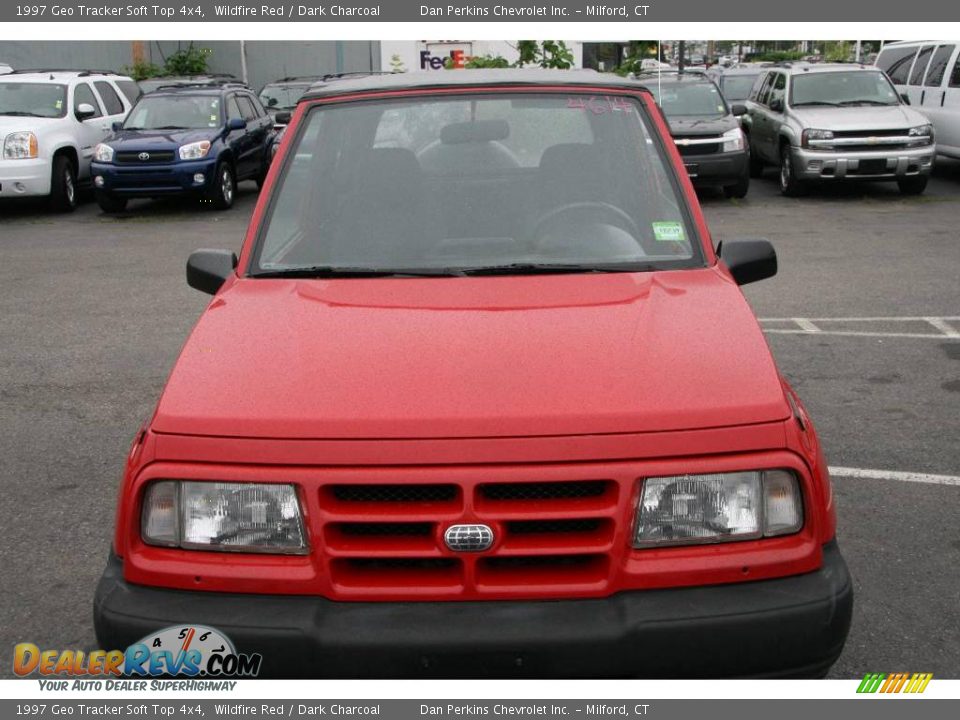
721,75,759,102
790,71,900,106
0,82,67,118
123,95,222,130
252,93,702,277
259,84,310,111
644,82,728,118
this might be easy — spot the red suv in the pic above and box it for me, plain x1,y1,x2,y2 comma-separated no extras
94,70,852,678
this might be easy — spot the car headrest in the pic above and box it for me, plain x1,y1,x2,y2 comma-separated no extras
353,148,423,184
539,143,600,174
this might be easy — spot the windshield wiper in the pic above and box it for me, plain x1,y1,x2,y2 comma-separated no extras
0,111,45,117
839,100,897,106
151,125,191,130
460,262,654,276
252,265,467,278
791,101,841,107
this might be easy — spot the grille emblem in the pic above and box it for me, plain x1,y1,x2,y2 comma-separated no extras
444,524,494,552
138,152,150,161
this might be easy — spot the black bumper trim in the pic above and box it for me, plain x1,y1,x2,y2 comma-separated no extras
94,541,852,678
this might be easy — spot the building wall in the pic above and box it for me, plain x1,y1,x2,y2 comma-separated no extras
0,41,380,90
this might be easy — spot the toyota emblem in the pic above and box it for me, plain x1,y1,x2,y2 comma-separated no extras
444,524,494,552
138,152,150,161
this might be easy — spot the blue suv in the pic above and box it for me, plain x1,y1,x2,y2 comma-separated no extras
91,83,274,212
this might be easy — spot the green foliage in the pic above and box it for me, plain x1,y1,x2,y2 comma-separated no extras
122,59,163,81
389,54,406,73
163,45,212,76
824,41,851,63
515,40,575,69
443,54,512,70
750,50,806,63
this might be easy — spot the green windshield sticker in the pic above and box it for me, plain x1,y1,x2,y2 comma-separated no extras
652,221,686,242
55,99,62,109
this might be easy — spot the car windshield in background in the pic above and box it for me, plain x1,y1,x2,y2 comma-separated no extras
721,75,759,102
260,84,310,111
790,71,900,106
123,95,222,130
254,92,701,277
0,82,67,118
645,82,728,117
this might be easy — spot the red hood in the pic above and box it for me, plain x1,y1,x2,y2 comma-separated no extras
152,267,789,439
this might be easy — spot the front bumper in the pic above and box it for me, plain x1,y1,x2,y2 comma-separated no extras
92,158,216,197
681,149,747,187
0,158,52,197
94,540,852,678
791,145,935,181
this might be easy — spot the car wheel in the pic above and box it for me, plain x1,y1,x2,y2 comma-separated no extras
747,138,764,178
96,192,127,213
49,155,78,213
897,175,928,195
779,144,806,197
209,162,235,210
724,173,750,199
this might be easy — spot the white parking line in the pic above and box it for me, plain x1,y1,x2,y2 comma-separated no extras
760,316,960,340
829,466,960,487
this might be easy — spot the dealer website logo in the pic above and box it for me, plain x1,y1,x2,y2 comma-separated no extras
14,625,261,678
857,672,933,694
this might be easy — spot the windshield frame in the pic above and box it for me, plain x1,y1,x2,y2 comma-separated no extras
245,86,708,278
788,69,901,108
0,81,68,119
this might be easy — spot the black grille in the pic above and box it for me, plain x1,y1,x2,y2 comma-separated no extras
854,158,890,174
346,558,456,570
483,555,597,569
331,484,457,503
115,150,176,164
480,481,607,502
507,519,602,534
832,128,908,138
337,522,433,536
677,142,721,157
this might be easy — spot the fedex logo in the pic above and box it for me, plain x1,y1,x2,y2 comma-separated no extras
420,49,471,70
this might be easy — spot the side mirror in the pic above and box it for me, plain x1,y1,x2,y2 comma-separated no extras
731,103,747,117
76,103,97,120
768,98,784,113
717,239,777,285
274,110,292,126
187,249,238,295
111,121,123,132
899,92,911,105
227,117,246,131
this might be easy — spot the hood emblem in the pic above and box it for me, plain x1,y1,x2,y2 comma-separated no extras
138,152,150,161
444,524,494,552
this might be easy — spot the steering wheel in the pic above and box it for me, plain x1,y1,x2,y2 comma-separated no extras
530,201,641,250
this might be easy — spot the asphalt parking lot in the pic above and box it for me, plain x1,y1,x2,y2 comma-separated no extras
1,162,958,680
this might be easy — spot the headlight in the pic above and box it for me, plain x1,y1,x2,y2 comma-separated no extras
633,469,802,548
802,128,834,148
142,480,307,554
721,127,745,152
178,140,211,160
3,131,38,159
93,143,114,163
907,124,934,145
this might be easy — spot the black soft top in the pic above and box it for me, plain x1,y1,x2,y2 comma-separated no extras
300,69,653,102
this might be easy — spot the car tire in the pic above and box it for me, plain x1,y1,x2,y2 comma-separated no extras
96,192,127,213
897,175,928,196
747,138,764,178
49,155,78,213
724,173,750,199
209,161,235,210
779,144,806,197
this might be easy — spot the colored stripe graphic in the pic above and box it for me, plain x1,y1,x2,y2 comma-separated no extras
857,672,932,693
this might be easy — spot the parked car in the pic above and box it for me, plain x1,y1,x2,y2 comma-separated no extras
636,70,750,198
710,65,765,104
259,76,321,126
0,69,137,211
93,69,852,679
743,63,936,195
875,40,960,159
138,73,243,95
90,83,275,212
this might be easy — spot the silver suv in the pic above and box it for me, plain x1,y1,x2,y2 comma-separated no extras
743,63,936,195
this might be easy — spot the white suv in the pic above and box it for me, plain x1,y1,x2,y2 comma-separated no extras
0,70,140,211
